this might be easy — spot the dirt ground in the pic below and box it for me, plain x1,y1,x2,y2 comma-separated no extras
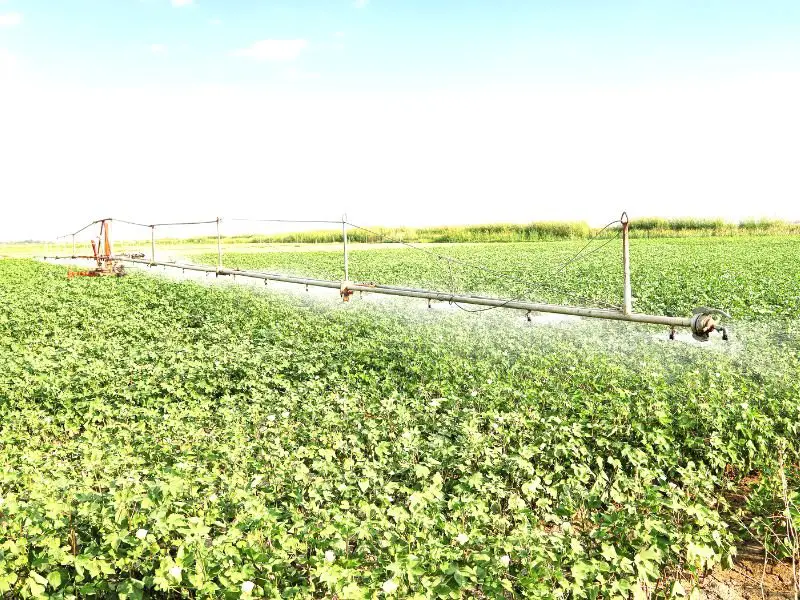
699,544,797,599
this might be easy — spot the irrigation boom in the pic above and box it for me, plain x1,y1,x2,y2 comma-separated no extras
43,212,730,341
119,256,691,323
95,256,725,340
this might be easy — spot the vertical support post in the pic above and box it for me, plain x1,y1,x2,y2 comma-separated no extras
621,212,632,315
216,216,222,271
72,234,76,258
150,225,156,263
342,214,349,282
103,220,112,258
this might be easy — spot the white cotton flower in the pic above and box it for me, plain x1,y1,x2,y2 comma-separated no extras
456,533,469,545
470,390,478,397
429,398,441,408
241,581,255,593
282,410,290,418
209,493,218,502
135,529,148,539
267,414,276,422
500,555,511,567
487,379,493,385
168,566,182,580
382,579,399,594
325,550,336,563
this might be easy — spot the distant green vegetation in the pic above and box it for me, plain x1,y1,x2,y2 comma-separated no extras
2,218,797,259
154,217,800,245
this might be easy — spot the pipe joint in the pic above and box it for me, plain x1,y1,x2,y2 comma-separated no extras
690,307,731,342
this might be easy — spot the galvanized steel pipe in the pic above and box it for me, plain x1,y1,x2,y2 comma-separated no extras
114,256,696,330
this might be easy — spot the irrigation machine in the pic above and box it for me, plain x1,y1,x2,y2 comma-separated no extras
46,212,730,342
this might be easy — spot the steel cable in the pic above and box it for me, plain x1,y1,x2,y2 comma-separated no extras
67,219,109,237
344,220,622,309
230,218,344,225
113,219,153,228
148,220,218,227
449,226,622,313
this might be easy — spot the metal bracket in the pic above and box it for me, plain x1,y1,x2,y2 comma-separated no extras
340,282,353,302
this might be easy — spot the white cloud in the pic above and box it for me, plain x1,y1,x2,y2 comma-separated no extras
230,39,307,62
171,0,193,7
354,0,369,7
334,31,345,38
208,17,222,26
150,44,168,55
0,12,23,27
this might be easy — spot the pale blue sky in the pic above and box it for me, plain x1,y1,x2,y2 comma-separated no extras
6,1,800,89
1,1,799,240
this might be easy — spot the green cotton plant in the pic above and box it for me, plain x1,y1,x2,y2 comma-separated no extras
740,447,800,569
0,257,798,598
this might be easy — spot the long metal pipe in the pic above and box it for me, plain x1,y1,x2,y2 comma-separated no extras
150,226,156,262
113,256,694,329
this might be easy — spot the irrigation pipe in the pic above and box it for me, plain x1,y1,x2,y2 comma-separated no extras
113,256,696,330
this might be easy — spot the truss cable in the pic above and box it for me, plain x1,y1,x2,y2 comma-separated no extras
67,218,109,238
549,221,622,276
230,218,345,225
148,219,218,227
344,220,622,309
113,219,153,228
449,220,623,313
344,220,618,288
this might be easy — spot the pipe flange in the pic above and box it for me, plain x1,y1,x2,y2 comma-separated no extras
690,306,731,341
691,313,716,342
